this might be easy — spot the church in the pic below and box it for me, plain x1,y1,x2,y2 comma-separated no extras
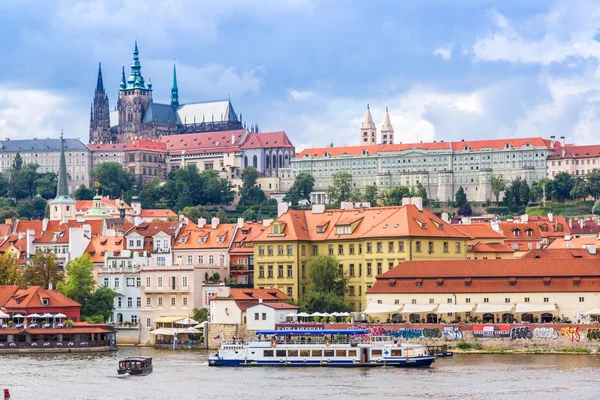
89,40,245,144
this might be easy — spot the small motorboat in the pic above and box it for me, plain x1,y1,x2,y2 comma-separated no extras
118,356,153,375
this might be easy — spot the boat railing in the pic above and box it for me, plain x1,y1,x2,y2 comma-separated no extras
254,338,368,345
0,340,109,349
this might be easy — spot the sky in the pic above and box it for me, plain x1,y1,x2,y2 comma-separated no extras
1,0,600,151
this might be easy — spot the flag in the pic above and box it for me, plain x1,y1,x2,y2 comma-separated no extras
213,335,220,340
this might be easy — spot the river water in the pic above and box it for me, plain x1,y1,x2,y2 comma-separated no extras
1,348,599,400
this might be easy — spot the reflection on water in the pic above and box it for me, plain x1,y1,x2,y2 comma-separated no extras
1,348,599,400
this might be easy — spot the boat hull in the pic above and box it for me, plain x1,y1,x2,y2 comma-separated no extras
117,366,153,375
208,356,435,368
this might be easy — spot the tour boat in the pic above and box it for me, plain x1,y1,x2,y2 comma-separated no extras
208,329,435,367
117,357,153,375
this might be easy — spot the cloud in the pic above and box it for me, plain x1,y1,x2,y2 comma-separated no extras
433,44,453,60
0,87,87,141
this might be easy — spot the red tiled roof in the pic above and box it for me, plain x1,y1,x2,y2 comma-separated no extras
547,237,600,249
498,222,542,241
174,222,236,250
125,139,167,152
229,223,268,254
85,236,126,263
453,223,505,240
213,288,290,301
547,144,600,159
139,209,177,218
469,242,514,253
76,197,132,212
162,130,246,153
35,220,104,244
0,286,80,308
87,143,128,151
0,223,13,236
568,218,600,235
240,132,294,149
126,222,179,238
521,249,598,259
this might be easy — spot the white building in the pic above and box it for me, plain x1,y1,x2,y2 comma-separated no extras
246,302,299,330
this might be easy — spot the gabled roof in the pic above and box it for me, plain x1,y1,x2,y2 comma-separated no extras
85,236,126,263
174,222,236,250
0,138,88,152
568,218,600,235
142,102,180,125
76,197,132,212
126,222,179,238
35,220,103,244
247,302,299,310
453,223,505,240
229,222,268,254
213,288,290,301
547,236,600,249
240,132,294,149
547,144,600,159
161,130,246,154
498,222,542,240
0,286,80,308
521,248,598,259
13,220,63,237
176,100,239,125
469,242,514,253
139,209,177,218
125,139,167,152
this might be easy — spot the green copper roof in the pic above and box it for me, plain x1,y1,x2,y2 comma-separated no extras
96,62,104,92
171,63,179,109
84,208,111,217
120,66,126,90
125,39,147,90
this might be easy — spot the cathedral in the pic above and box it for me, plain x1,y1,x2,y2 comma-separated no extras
89,40,244,144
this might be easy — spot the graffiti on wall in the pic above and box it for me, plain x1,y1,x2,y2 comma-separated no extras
443,326,463,340
510,327,533,340
472,324,511,338
585,328,600,341
533,327,559,339
560,326,581,342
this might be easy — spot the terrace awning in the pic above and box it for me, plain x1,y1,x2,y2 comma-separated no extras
154,316,188,324
514,304,557,313
435,304,475,313
474,304,515,314
363,303,402,314
399,304,438,314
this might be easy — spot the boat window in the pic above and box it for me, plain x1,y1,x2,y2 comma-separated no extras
264,350,274,357
324,350,334,357
405,350,414,357
348,350,357,357
300,350,310,357
276,350,286,357
311,350,322,357
391,350,402,357
335,350,346,357
288,350,299,357
372,349,383,357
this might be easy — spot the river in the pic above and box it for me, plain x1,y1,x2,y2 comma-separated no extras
1,348,599,400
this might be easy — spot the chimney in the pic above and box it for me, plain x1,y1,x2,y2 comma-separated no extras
441,212,449,223
311,204,325,214
216,286,230,298
569,219,572,229
237,217,244,228
411,197,423,211
277,202,289,217
231,133,236,145
560,136,565,147
580,219,584,229
402,197,411,206
548,212,553,222
198,218,206,228
5,218,11,225
340,201,353,210
521,214,529,223
550,135,555,147
26,229,35,257
83,224,92,238
48,283,53,290
585,244,597,255
211,217,219,229
259,298,263,304
18,231,25,240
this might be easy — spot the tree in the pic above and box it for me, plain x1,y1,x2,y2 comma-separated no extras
57,254,95,305
458,203,473,217
593,199,600,215
17,197,47,220
239,167,267,206
0,253,20,286
570,179,588,200
34,172,57,199
490,175,505,206
414,183,428,205
363,184,379,206
550,172,575,201
325,171,352,206
163,165,234,210
454,186,467,207
530,178,551,203
139,177,162,209
283,172,315,205
0,206,19,222
215,208,228,223
191,308,209,324
75,185,95,200
301,255,350,313
12,153,23,171
349,188,363,203
181,205,211,222
503,177,531,209
90,162,136,198
21,251,64,289
81,286,117,322
379,185,411,206
585,169,600,200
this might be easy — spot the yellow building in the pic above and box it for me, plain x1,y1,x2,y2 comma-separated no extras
252,199,469,310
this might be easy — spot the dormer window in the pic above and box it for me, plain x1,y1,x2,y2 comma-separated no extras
200,237,206,244
512,228,520,236
362,149,369,155
217,236,224,243
464,145,470,151
539,224,548,232
273,225,279,234
525,229,533,237
42,298,49,305
505,143,512,149
556,223,564,232
335,226,351,235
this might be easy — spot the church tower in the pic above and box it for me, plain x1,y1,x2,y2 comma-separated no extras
50,133,76,221
117,39,153,143
89,63,111,144
360,105,377,145
380,107,394,145
171,63,179,109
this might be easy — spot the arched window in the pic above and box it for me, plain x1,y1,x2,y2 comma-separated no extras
272,154,277,170
244,156,248,169
266,154,270,169
279,154,283,168
284,153,289,167
253,155,258,168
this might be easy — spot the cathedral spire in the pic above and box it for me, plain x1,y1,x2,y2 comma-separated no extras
360,104,377,145
380,107,394,145
56,132,71,200
120,66,126,90
171,62,179,109
96,63,105,92
127,39,146,89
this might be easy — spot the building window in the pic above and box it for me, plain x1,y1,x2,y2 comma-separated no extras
349,244,355,254
114,278,120,288
415,241,421,252
287,287,292,297
171,298,176,306
158,297,163,306
127,297,132,307
543,297,549,303
349,264,355,276
388,242,394,252
483,298,489,303
338,244,344,255
505,298,510,303
287,245,293,255
158,277,163,287
259,246,265,256
259,266,264,278
209,255,214,264
455,242,461,253
136,277,141,287
278,265,284,278
278,245,284,256
187,255,193,264
579,297,585,302
524,297,530,303
127,278,135,287
146,297,151,306
366,242,372,253
146,318,151,328
268,266,273,278
103,277,109,287
117,297,122,307
287,265,293,277
398,241,404,252
376,242,383,253
182,276,188,287
465,298,470,303
254,313,259,321
268,246,273,256
312,245,318,255
328,245,334,255
377,263,382,275
262,313,267,320
429,298,434,304
183,297,188,306
367,263,372,276
349,286,355,296
443,242,448,253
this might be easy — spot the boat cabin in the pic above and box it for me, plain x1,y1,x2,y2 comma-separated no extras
118,356,153,375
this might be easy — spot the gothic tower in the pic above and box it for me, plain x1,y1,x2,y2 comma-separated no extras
380,107,394,145
171,63,179,109
360,104,377,145
117,39,153,143
50,132,76,221
89,63,111,144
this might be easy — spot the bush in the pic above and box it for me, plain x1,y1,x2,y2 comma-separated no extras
485,206,508,215
456,340,472,350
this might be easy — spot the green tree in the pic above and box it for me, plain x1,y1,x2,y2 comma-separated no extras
490,175,505,206
0,206,19,222
349,188,363,203
414,183,428,205
81,286,117,322
585,169,600,200
283,172,315,205
454,186,467,207
75,185,95,200
139,177,162,209
17,197,47,220
20,163,41,199
363,184,379,206
181,205,211,222
503,177,531,209
238,167,267,206
550,172,575,201
21,251,64,289
530,178,551,203
57,254,95,305
593,199,600,215
191,308,209,324
300,255,350,313
243,208,258,221
325,171,352,206
0,253,21,286
215,208,228,223
458,203,473,217
570,179,588,200
379,185,411,206
90,162,135,198
34,172,57,199
12,153,23,170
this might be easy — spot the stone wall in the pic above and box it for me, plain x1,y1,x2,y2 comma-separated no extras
115,327,140,345
207,323,255,350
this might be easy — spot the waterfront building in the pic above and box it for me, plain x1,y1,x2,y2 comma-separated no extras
0,285,81,322
252,199,469,311
0,137,90,198
245,302,299,330
172,218,236,282
90,41,243,144
365,258,600,324
209,287,290,324
293,137,556,204
228,220,268,286
546,140,600,177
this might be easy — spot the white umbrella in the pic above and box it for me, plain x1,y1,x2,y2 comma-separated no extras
584,308,600,316
176,318,198,326
297,312,310,317
27,313,42,318
330,312,340,317
12,314,24,319
182,327,200,334
41,313,54,319
0,311,9,319
285,312,298,318
53,313,66,319
193,324,204,330
339,312,350,317
310,312,323,317
321,312,330,317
